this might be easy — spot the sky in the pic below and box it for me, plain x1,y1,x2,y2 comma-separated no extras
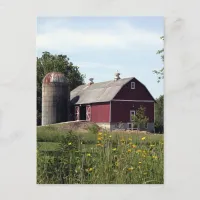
36,17,164,98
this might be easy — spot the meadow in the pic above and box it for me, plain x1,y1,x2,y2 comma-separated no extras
37,124,164,184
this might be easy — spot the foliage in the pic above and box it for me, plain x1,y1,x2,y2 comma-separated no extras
153,36,164,82
87,124,99,135
132,106,149,131
37,52,85,125
155,95,164,133
37,132,81,184
37,130,164,184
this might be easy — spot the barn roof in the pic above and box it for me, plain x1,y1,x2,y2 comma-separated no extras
70,77,155,105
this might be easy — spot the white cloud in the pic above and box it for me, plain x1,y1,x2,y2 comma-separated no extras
36,20,163,52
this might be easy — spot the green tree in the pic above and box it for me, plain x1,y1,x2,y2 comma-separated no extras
154,95,164,133
132,105,149,131
153,36,164,82
37,52,85,125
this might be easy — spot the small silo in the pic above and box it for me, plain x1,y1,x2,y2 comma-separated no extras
42,72,69,125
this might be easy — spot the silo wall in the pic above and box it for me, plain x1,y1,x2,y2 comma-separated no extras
42,82,69,125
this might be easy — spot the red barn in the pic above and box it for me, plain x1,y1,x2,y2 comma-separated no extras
70,73,156,132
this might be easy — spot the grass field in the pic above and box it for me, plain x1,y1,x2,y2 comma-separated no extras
37,124,164,184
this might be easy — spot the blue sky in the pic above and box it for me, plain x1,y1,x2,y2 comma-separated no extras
37,17,164,98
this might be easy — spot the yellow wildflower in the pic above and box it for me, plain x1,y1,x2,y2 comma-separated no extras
87,153,91,157
86,168,93,172
128,138,132,141
150,144,155,147
109,135,112,138
152,155,158,159
89,168,93,172
136,149,142,153
112,148,117,151
141,137,146,141
68,142,72,145
128,167,134,171
127,149,132,153
138,162,142,164
98,132,102,136
97,137,102,141
120,138,125,142
132,144,137,148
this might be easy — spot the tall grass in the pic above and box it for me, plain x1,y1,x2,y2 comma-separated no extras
37,130,164,184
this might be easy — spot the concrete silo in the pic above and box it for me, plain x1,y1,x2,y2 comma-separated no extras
42,72,69,125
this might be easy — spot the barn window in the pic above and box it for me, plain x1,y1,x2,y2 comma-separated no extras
131,82,135,89
130,110,135,121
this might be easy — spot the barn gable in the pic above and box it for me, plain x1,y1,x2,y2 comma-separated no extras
113,78,156,102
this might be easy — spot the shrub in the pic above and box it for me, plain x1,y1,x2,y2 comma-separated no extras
87,124,99,135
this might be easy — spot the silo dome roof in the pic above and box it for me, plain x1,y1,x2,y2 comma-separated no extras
42,72,67,84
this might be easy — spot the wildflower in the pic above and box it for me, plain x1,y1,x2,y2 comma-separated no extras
68,142,72,145
128,138,132,141
136,149,142,153
115,162,119,167
141,137,146,141
150,144,155,147
109,135,112,138
97,137,102,141
132,144,137,148
112,148,117,151
96,144,101,147
128,167,134,171
138,162,142,164
152,155,158,159
89,168,93,172
86,168,93,172
98,132,102,136
127,149,132,153
87,153,91,157
142,154,146,158
120,138,125,142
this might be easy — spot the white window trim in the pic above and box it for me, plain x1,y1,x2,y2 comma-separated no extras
131,82,135,89
130,110,135,122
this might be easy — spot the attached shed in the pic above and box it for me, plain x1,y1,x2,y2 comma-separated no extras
70,73,156,132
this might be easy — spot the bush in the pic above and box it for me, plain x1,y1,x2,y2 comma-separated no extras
87,124,99,135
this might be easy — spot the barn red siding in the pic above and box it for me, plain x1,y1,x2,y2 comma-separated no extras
114,78,154,101
111,101,154,123
91,102,110,123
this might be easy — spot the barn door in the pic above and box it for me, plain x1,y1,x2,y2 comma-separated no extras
75,106,80,121
86,105,91,121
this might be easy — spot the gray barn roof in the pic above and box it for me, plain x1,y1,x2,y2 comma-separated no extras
70,77,155,105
